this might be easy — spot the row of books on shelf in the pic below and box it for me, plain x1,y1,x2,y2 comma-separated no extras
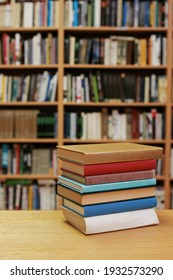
57,142,163,234
0,179,57,210
65,34,167,65
0,110,57,138
64,0,168,27
0,144,57,175
0,32,58,65
0,0,59,28
63,72,167,103
64,108,164,140
0,71,58,102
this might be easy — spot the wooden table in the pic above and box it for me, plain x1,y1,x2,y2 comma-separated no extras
0,210,172,260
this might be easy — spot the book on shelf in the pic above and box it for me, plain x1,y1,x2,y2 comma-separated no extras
64,35,166,66
57,142,163,165
63,0,168,27
63,196,157,217
0,179,57,210
58,176,156,194
57,184,156,206
62,207,159,235
61,169,155,185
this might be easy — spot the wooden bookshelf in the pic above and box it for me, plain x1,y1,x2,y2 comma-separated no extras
0,0,173,209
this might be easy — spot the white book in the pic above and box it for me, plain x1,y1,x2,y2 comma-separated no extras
84,76,90,102
33,33,41,65
104,38,110,65
110,37,118,65
40,186,51,210
62,207,159,235
81,112,87,139
70,112,77,139
69,36,76,64
23,2,34,27
112,109,120,140
3,4,11,27
156,113,162,140
68,0,73,27
50,72,58,102
94,0,101,27
63,75,68,102
38,71,49,101
120,113,127,140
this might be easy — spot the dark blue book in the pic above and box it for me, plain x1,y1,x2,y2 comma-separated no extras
63,196,157,217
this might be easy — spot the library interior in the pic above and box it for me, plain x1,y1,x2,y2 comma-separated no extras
1,0,173,260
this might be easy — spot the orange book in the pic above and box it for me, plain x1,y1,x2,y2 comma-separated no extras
57,142,163,165
57,184,156,206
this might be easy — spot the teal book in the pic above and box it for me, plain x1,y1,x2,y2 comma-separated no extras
58,176,156,193
63,196,157,217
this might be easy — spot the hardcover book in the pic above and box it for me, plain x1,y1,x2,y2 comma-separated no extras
60,159,157,176
57,184,156,205
62,207,159,235
63,196,157,217
58,176,156,193
61,169,155,185
57,142,163,165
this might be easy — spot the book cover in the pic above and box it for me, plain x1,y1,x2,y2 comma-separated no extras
57,142,163,165
60,158,156,176
62,207,159,234
58,176,156,193
61,169,155,185
57,184,156,205
63,196,157,217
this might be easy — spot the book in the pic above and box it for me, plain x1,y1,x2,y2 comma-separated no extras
57,142,163,165
63,196,157,217
60,158,156,176
61,169,155,185
62,207,159,234
57,184,156,205
58,176,156,193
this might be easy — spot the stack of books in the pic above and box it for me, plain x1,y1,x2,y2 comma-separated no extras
57,142,163,235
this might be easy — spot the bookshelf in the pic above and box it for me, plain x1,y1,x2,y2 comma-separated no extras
0,0,173,209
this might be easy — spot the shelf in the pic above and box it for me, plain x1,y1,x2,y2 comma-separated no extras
63,139,166,144
64,64,167,69
0,65,59,69
0,175,57,180
0,139,58,143
64,27,168,33
0,27,59,32
0,102,58,107
63,102,166,107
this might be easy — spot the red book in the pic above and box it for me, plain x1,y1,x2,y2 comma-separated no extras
60,159,156,176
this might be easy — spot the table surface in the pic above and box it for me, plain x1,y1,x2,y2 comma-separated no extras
0,210,172,260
